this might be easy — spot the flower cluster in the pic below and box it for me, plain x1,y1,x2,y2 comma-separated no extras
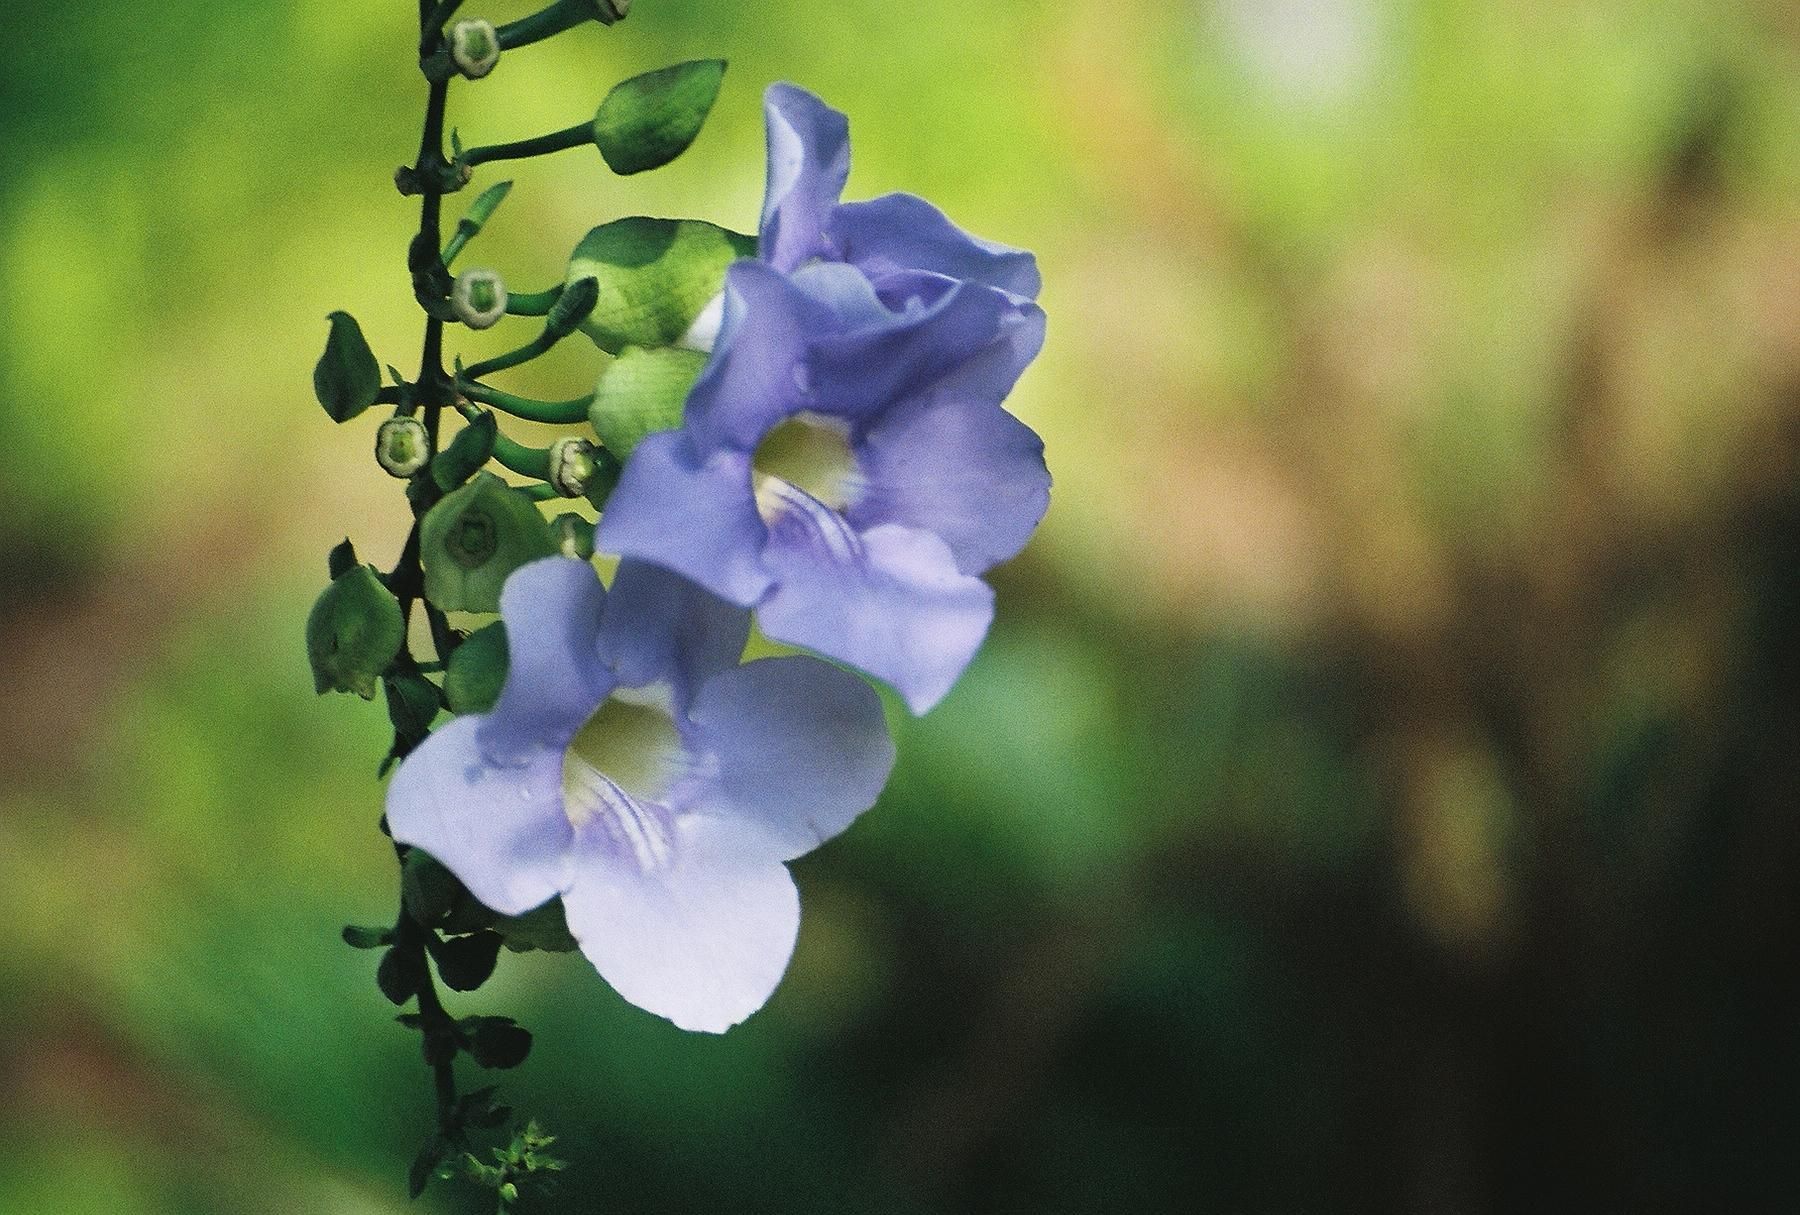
383,85,1047,1032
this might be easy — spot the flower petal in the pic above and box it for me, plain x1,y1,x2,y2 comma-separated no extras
848,389,1050,576
682,259,831,453
755,489,994,714
683,656,895,861
758,83,850,273
826,193,1042,299
385,715,573,916
596,429,772,605
562,817,800,1033
484,557,613,760
597,558,751,708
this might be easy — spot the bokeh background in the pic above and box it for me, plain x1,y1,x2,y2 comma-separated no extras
4,0,1800,1210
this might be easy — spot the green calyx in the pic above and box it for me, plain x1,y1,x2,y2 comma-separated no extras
377,417,433,478
588,344,707,457
566,217,753,353
450,19,500,79
306,564,405,699
420,472,558,613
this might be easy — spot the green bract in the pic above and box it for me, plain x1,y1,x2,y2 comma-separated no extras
313,311,382,423
588,344,707,457
591,59,726,175
432,412,498,491
306,564,405,698
445,621,509,715
565,217,754,353
419,472,557,613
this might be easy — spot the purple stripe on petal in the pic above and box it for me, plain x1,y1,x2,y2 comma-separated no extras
385,716,574,917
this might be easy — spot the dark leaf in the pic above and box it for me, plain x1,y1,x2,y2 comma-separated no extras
433,929,503,992
313,311,383,423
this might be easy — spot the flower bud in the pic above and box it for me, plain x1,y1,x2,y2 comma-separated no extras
375,416,432,478
452,268,508,330
547,436,600,498
449,19,501,79
551,512,595,559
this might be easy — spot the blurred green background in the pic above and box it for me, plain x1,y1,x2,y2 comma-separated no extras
4,0,1800,1210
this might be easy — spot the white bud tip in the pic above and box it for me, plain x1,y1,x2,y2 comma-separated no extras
450,20,501,79
452,269,508,330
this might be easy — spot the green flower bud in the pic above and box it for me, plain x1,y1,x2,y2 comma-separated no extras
452,268,508,329
375,416,432,478
419,471,558,613
551,512,595,559
449,19,501,79
547,436,599,498
566,218,754,353
306,565,405,699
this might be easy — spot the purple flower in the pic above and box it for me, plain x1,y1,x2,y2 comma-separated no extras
598,84,1050,714
385,556,894,1033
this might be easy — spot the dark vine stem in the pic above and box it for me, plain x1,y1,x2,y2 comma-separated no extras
387,0,464,1147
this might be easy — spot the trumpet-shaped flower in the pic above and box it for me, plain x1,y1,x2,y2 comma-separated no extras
385,556,894,1032
598,84,1049,714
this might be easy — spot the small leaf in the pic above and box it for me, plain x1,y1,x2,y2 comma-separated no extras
327,537,358,580
589,344,707,457
341,924,392,950
306,565,405,699
409,1135,448,1199
465,1017,533,1069
402,851,465,926
313,311,383,423
494,897,579,954
431,411,498,491
376,946,421,1006
591,59,726,175
419,472,558,613
445,621,509,714
433,929,504,992
385,671,443,741
566,217,753,353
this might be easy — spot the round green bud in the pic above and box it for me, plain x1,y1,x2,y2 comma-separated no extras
452,268,508,330
551,512,595,559
449,19,501,79
375,416,432,478
547,436,600,498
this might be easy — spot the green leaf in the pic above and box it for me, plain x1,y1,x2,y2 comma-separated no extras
566,216,753,353
341,924,392,950
402,850,465,926
419,471,558,613
376,946,421,1006
305,565,405,699
326,537,358,580
384,671,442,740
462,1016,533,1069
494,898,579,954
591,59,726,175
313,311,382,423
409,1135,448,1200
434,929,503,992
589,344,707,457
445,620,509,714
431,411,498,491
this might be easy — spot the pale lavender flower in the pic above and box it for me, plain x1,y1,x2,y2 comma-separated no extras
598,84,1050,714
385,556,894,1032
